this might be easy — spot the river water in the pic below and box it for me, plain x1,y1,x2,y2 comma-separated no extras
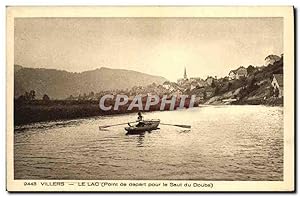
14,105,283,181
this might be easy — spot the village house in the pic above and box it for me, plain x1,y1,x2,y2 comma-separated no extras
177,78,189,86
228,66,247,80
170,89,183,97
177,67,209,89
163,81,172,90
205,76,215,86
228,70,235,80
190,81,199,90
190,78,206,87
163,81,179,93
271,74,283,98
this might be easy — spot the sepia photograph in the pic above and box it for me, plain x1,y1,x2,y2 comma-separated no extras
6,6,294,192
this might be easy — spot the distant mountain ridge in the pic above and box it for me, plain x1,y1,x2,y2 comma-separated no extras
14,65,167,99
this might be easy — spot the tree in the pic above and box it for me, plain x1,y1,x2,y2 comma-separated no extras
247,65,255,75
203,91,207,100
42,94,50,101
24,91,30,101
211,80,216,88
215,85,220,95
29,90,36,100
68,95,74,100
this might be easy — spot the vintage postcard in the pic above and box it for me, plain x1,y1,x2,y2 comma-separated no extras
6,6,294,192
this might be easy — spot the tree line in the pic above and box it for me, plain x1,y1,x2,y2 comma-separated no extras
16,90,50,102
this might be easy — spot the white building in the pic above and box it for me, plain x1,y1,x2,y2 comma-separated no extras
228,66,247,80
271,74,283,98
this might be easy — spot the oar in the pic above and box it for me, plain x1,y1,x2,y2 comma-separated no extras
99,122,135,130
160,123,191,129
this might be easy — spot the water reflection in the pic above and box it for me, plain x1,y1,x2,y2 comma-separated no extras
136,134,145,147
178,129,191,133
125,132,148,147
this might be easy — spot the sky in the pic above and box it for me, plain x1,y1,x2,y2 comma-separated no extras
15,17,283,82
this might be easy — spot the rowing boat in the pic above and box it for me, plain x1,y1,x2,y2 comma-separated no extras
125,119,160,134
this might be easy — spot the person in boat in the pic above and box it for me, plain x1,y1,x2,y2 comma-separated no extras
137,112,143,122
136,112,145,127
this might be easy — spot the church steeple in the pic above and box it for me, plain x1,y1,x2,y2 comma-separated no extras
184,67,187,79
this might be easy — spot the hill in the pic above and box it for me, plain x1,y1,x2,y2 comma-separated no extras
14,66,167,99
205,55,284,105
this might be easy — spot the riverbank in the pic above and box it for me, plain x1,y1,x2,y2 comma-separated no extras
14,98,198,125
205,96,283,106
14,98,283,126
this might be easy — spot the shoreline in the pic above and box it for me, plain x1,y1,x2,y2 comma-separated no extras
14,101,283,127
14,98,198,126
